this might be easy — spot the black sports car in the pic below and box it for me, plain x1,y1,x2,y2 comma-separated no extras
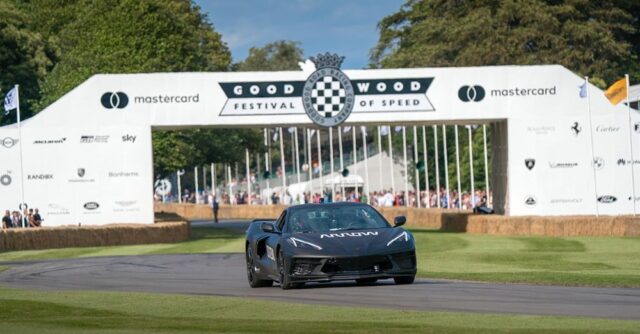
245,202,417,289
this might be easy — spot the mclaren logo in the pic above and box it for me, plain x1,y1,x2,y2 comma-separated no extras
458,85,485,102
320,231,379,239
101,92,129,109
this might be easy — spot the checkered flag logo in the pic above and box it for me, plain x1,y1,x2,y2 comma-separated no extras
311,76,346,117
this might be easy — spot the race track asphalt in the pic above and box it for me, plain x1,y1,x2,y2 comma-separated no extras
1,220,639,320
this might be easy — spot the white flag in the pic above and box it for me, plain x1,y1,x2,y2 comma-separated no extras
360,126,367,136
309,129,316,138
288,127,296,134
272,128,279,141
394,126,403,133
343,126,352,133
3,86,17,115
379,126,390,136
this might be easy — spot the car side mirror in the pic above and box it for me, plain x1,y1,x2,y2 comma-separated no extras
261,222,277,233
393,216,406,227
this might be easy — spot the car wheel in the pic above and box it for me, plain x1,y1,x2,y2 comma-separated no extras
246,246,272,288
355,278,378,285
277,249,301,290
393,276,415,285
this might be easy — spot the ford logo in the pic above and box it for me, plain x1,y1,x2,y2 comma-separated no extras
84,202,100,210
597,195,617,204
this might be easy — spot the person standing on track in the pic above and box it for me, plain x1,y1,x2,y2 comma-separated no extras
209,192,220,223
2,210,11,229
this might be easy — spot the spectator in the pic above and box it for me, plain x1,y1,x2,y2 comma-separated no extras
2,210,11,229
33,208,42,227
208,192,219,223
12,210,21,228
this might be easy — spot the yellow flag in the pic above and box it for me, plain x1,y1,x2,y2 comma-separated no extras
604,77,627,105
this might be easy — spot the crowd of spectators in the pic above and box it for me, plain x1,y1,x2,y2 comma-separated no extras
2,208,43,229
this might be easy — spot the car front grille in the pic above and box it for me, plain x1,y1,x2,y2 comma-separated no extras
321,255,393,274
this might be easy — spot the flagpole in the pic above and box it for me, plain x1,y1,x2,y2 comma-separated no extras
211,163,216,195
194,166,199,203
263,129,270,203
329,127,336,202
377,126,383,194
454,125,462,209
388,127,395,198
413,126,421,208
177,170,182,204
585,77,599,216
246,149,252,205
338,126,345,199
294,128,301,184
626,74,637,216
402,126,409,207
353,126,359,198
16,85,25,224
483,125,490,206
362,126,370,204
422,126,430,208
307,128,313,194
433,125,440,208
467,126,475,207
443,125,450,208
227,165,233,204
317,130,324,201
203,165,207,194
279,127,286,202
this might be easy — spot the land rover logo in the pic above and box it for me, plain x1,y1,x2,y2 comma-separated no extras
302,53,354,127
84,202,99,210
597,195,617,204
525,159,535,170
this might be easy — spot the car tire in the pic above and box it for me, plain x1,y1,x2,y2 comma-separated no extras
393,276,415,285
355,278,378,285
246,246,273,288
278,249,301,290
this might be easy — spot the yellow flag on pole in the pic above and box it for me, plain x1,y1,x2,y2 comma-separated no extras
604,77,627,105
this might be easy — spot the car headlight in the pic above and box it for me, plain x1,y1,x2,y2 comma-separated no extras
287,237,323,250
386,231,409,247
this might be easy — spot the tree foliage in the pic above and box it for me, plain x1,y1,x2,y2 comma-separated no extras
235,40,304,71
371,0,639,85
0,1,54,125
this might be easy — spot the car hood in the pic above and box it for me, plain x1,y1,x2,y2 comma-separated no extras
285,228,412,257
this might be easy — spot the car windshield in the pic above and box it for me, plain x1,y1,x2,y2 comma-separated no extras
287,205,390,233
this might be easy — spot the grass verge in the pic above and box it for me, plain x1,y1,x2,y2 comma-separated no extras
0,286,639,333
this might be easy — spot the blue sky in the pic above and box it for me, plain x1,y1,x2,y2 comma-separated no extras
195,0,405,69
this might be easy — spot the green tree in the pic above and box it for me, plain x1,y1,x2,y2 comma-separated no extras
0,1,53,125
371,0,639,85
235,40,304,71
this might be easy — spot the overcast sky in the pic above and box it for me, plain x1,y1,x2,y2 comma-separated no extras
195,0,405,69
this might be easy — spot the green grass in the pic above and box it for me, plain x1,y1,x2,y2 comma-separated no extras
0,287,638,333
414,230,640,287
2,226,640,287
0,227,245,262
